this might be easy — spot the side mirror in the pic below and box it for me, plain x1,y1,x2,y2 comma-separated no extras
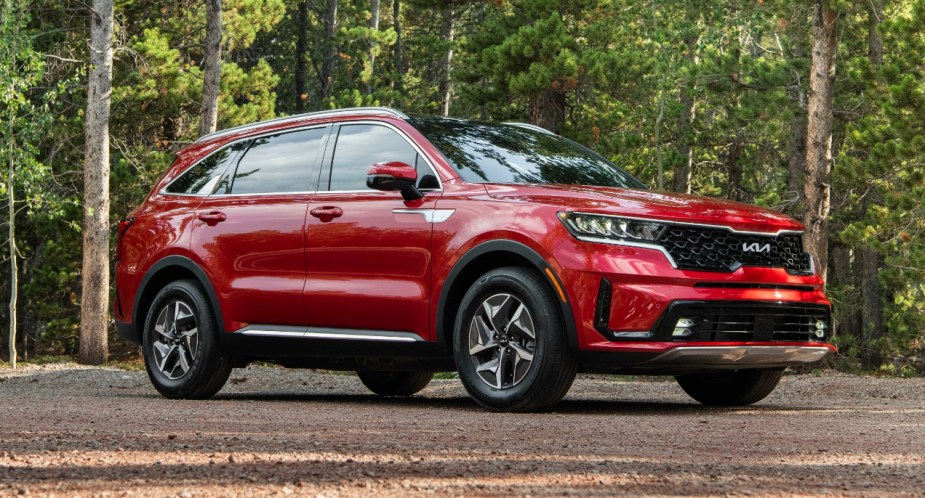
367,161,423,201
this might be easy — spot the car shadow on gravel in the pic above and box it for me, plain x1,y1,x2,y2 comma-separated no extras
188,392,817,415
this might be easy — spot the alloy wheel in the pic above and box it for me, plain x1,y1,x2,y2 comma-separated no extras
151,300,200,380
467,293,537,389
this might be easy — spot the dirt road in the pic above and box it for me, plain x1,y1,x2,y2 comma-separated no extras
0,364,923,497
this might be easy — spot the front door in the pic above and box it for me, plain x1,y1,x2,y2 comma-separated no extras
304,122,442,339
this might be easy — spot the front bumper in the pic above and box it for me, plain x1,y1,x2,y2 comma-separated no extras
551,237,835,372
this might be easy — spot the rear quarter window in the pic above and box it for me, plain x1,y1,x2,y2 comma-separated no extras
164,142,246,195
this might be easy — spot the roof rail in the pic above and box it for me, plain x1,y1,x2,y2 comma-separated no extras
196,107,410,143
501,122,557,135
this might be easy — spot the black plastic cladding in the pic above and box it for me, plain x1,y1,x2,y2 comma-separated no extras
658,226,813,274
654,301,832,343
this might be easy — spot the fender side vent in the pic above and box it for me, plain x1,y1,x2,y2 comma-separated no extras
594,278,613,334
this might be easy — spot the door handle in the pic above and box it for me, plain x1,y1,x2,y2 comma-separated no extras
197,211,226,225
310,206,343,220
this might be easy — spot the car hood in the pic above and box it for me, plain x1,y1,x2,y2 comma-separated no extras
483,184,803,234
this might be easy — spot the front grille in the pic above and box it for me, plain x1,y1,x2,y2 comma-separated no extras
658,226,812,274
654,302,830,343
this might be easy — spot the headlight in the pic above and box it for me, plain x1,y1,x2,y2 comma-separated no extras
558,212,667,242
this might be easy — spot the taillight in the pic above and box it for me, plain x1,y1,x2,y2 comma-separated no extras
115,217,135,261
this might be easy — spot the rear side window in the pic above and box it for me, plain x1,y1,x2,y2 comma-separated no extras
164,142,244,195
230,127,327,194
328,124,418,191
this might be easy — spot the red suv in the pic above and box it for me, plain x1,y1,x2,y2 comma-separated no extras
115,107,834,411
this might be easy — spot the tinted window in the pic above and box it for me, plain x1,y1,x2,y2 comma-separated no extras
230,127,326,194
165,142,245,195
328,125,418,191
410,118,646,189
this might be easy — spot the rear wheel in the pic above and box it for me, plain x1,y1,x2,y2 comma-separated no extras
142,279,232,399
675,368,784,406
357,371,433,396
453,267,577,412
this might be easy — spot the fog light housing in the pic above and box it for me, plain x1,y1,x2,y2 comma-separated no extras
814,320,826,338
672,317,697,338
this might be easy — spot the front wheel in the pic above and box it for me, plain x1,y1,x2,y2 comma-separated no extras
453,267,577,412
357,371,433,396
142,279,232,399
675,368,784,406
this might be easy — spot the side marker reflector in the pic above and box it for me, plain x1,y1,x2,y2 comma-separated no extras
545,268,568,304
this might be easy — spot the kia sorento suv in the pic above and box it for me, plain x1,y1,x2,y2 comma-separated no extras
114,107,834,412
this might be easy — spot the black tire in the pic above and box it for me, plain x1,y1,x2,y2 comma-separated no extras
142,279,232,399
453,266,577,412
675,368,784,406
357,371,433,396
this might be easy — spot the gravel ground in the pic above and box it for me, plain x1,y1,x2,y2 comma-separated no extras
0,364,923,497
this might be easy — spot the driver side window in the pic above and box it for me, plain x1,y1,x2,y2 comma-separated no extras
327,124,420,191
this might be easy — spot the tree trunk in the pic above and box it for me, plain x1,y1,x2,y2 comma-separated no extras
294,1,309,112
860,245,885,367
7,117,17,369
803,1,837,284
725,137,745,202
321,0,339,100
785,113,806,217
80,0,114,365
867,0,883,66
392,0,403,90
438,2,456,116
366,0,380,95
200,0,222,136
674,29,698,194
531,89,566,133
654,89,666,190
860,0,885,368
827,243,860,340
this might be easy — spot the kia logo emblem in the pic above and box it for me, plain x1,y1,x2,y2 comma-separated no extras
742,242,771,253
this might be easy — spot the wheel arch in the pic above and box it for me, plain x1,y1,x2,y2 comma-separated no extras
133,255,225,337
435,240,577,353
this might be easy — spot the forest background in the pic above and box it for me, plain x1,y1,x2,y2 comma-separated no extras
1,0,923,374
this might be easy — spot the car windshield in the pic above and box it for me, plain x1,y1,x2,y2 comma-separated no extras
410,118,646,189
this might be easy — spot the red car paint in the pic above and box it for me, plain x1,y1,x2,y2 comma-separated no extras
115,108,835,371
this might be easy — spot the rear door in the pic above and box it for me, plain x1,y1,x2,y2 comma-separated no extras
303,122,443,340
191,125,329,331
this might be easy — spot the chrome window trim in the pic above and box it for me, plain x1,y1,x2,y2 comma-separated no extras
195,106,409,143
315,188,441,195
322,120,444,193
157,191,207,198
201,191,317,198
160,123,330,198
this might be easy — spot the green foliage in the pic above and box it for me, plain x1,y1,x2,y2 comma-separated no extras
1,0,74,357
831,0,925,370
3,0,924,373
